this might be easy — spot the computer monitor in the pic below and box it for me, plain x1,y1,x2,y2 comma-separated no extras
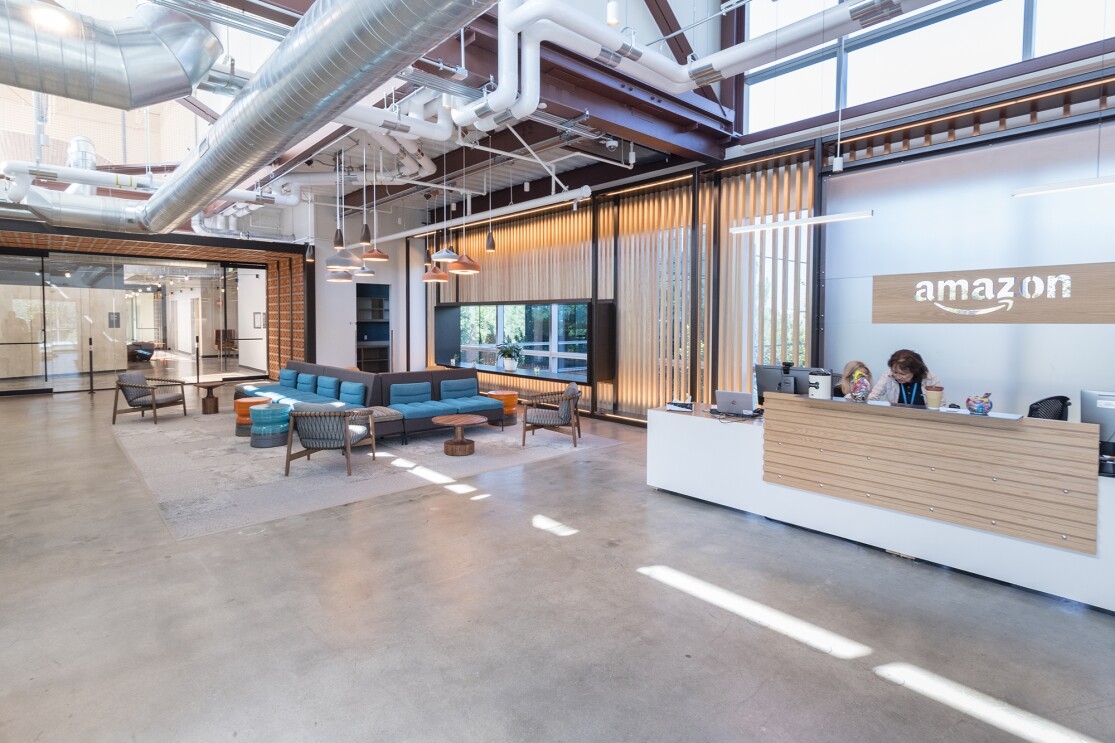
788,366,817,397
1080,390,1115,456
754,362,795,404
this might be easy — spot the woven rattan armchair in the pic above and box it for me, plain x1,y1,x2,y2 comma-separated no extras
521,382,581,447
112,371,187,424
284,407,377,477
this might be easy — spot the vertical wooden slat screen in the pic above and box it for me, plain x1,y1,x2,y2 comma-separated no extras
717,153,815,392
451,208,591,304
612,182,693,417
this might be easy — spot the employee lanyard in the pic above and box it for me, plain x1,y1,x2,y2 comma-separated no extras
900,382,919,405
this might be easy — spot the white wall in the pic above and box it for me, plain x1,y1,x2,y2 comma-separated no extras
823,122,1115,417
236,268,267,371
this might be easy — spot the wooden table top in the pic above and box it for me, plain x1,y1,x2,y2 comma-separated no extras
194,381,225,390
431,414,489,427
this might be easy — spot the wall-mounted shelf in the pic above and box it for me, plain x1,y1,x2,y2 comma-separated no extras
356,283,390,372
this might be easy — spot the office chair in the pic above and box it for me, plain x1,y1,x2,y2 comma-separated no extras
1027,395,1071,421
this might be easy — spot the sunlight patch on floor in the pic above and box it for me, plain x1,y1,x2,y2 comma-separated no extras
874,663,1100,743
532,514,578,536
637,565,873,660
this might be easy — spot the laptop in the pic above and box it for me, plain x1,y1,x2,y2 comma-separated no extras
715,390,756,417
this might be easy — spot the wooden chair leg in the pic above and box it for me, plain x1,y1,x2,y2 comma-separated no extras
112,388,121,424
152,403,158,425
284,426,295,476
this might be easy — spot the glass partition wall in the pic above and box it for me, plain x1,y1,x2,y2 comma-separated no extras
0,252,269,394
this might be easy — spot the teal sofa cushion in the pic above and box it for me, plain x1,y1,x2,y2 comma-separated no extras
316,376,340,399
449,396,502,414
296,373,317,393
278,369,298,387
390,382,431,405
339,381,366,406
440,378,478,399
390,400,457,419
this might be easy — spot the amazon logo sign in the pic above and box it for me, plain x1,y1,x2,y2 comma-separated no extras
872,263,1115,324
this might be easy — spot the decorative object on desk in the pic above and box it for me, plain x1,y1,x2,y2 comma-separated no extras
966,392,993,415
496,340,523,372
449,354,458,366
666,399,693,412
848,369,872,402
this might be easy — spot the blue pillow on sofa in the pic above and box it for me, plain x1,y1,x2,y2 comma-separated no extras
296,373,317,393
440,378,478,399
278,368,298,387
339,381,366,406
390,382,431,405
316,376,340,399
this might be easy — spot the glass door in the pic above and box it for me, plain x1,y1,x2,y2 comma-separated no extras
45,254,128,392
0,254,48,394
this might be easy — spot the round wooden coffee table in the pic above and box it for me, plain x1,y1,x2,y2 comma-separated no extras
431,413,489,456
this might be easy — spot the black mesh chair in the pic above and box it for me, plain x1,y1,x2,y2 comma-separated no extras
1027,395,1071,421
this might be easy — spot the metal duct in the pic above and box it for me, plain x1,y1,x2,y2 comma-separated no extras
140,0,497,234
0,0,223,109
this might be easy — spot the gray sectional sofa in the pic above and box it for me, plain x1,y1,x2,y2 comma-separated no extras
236,361,503,442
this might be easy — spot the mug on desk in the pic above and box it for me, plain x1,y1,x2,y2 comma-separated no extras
924,385,944,409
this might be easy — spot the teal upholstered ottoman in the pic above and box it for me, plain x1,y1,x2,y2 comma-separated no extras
250,403,291,448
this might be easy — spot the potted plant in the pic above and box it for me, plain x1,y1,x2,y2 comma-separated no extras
495,340,523,372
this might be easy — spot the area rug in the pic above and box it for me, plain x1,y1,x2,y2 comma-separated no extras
112,412,620,540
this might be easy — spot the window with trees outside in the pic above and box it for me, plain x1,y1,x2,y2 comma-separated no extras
457,302,589,381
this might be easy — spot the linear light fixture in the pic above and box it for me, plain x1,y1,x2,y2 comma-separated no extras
1012,173,1115,198
729,210,874,235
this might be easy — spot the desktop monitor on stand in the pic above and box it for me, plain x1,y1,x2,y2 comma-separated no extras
1080,389,1115,477
755,362,795,404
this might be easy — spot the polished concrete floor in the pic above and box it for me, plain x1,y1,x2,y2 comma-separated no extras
1,389,1113,742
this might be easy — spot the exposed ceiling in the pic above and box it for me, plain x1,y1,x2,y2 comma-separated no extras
193,0,736,222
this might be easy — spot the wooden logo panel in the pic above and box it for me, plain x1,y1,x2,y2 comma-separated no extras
872,262,1115,324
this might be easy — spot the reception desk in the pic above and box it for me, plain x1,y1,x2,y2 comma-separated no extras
647,398,1114,611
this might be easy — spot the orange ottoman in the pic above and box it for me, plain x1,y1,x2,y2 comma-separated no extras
235,397,270,436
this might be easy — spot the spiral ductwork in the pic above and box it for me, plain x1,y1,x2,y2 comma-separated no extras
140,0,497,234
0,0,222,109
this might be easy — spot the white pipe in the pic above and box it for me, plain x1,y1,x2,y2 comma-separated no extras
469,0,937,123
0,160,300,208
337,99,453,142
452,0,522,127
395,136,437,178
190,212,295,241
376,185,590,243
275,170,480,195
369,131,420,176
